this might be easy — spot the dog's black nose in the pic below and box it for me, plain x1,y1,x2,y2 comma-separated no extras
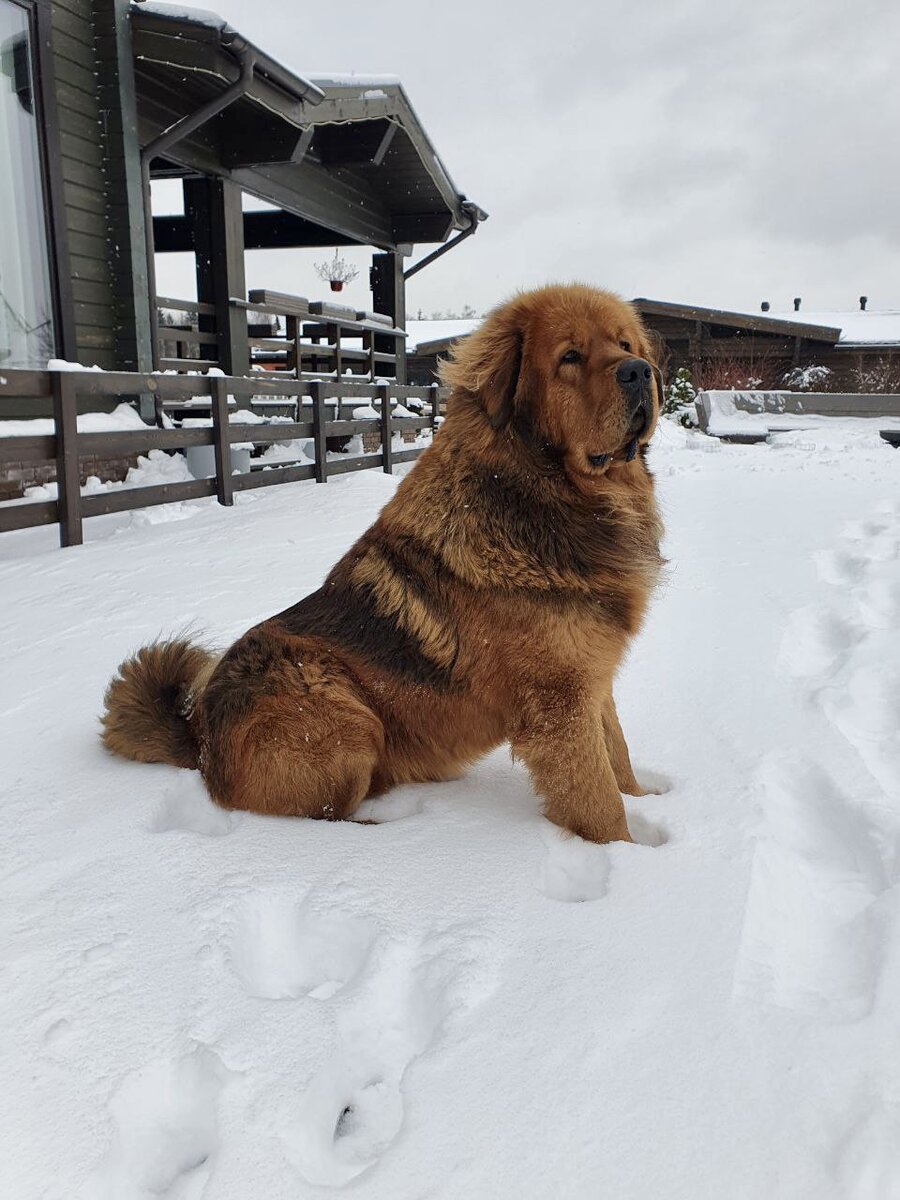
616,358,653,412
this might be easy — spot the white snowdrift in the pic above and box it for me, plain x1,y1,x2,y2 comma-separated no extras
1,421,899,1199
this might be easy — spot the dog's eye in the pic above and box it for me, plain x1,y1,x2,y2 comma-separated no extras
619,340,632,352
560,349,581,365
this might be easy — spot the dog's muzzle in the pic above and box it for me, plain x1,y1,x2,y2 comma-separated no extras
617,358,654,419
619,357,655,460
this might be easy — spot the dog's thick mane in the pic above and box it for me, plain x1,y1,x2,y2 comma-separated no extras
386,422,662,607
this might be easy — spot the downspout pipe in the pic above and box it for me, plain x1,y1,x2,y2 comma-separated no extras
140,45,257,370
403,201,488,281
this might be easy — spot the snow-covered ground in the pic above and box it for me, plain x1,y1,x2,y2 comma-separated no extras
2,421,899,1199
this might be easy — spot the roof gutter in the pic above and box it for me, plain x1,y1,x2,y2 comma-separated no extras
403,201,488,281
139,30,325,370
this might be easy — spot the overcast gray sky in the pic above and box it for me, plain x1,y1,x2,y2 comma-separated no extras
153,0,900,318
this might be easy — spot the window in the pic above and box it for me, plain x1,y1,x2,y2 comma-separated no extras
0,0,55,367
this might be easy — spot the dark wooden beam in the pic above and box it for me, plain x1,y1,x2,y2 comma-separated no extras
153,215,196,253
237,160,396,247
392,212,456,244
183,178,248,375
319,120,397,168
243,209,360,249
153,210,363,252
370,251,406,383
220,124,313,169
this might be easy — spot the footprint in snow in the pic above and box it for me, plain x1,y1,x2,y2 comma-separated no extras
838,516,900,564
539,825,611,901
814,547,867,586
733,757,890,1023
282,928,494,1187
777,605,858,681
86,1043,231,1199
821,657,900,801
82,933,129,964
228,891,375,1001
353,785,424,823
634,768,673,795
42,1016,74,1055
857,562,900,629
834,1099,900,1200
784,509,900,801
149,770,237,837
537,814,666,902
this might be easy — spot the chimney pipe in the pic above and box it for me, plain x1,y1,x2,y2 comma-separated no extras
859,295,868,311
793,297,801,311
761,301,770,312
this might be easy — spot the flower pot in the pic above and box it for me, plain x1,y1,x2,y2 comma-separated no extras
329,280,343,292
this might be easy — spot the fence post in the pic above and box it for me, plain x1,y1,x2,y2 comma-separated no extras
52,372,83,548
430,382,441,431
378,382,392,474
310,380,327,483
211,375,233,506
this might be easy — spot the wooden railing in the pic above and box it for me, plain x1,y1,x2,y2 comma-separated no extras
156,296,220,372
155,290,406,381
240,289,405,380
0,370,445,548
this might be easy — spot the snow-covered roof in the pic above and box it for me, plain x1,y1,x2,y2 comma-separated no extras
306,73,402,89
406,309,900,354
131,2,483,241
406,319,481,353
768,310,900,346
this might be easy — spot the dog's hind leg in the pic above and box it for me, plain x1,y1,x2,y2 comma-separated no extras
199,635,385,820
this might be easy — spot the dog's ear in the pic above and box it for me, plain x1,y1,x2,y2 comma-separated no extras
439,309,525,430
639,325,667,410
640,325,665,370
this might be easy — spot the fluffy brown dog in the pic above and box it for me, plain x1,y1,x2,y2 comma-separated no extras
102,284,664,843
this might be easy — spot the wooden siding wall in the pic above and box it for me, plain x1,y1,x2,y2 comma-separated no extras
50,0,116,368
92,0,151,371
46,0,148,370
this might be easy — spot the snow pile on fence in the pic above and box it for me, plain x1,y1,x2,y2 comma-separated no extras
0,402,148,439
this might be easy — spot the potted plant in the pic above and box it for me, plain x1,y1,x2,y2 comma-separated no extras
315,250,359,293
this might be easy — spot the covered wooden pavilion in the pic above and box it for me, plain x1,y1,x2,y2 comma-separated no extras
2,0,485,411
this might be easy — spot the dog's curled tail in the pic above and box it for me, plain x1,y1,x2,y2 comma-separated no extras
101,639,217,769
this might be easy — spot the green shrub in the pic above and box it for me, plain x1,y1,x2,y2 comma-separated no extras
664,368,697,427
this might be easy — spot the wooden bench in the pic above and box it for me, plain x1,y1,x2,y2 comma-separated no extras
695,390,900,443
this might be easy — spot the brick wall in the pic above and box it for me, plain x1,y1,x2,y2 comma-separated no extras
0,454,140,501
361,429,418,452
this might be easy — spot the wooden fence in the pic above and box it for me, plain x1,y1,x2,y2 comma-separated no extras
0,369,445,548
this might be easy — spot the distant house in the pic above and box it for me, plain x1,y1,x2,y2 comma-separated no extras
633,299,900,392
0,0,485,416
406,301,900,393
